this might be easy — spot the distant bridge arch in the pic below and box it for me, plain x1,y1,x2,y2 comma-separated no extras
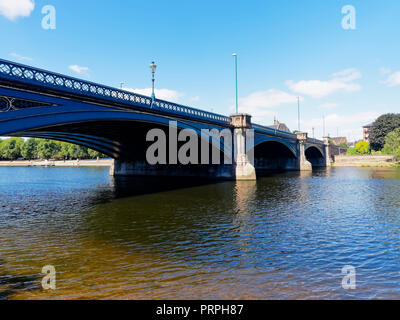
305,145,326,168
253,140,299,174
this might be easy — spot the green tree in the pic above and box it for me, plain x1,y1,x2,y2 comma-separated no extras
36,139,61,160
355,141,370,154
1,137,107,161
21,138,39,160
67,144,89,159
369,113,400,151
0,138,24,160
395,147,400,160
382,128,400,155
52,141,71,159
88,148,105,159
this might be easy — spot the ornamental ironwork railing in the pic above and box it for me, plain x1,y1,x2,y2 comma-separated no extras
0,58,231,124
252,123,297,139
307,137,324,144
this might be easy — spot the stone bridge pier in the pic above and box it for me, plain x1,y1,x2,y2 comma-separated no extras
231,114,256,181
323,137,332,167
296,132,312,171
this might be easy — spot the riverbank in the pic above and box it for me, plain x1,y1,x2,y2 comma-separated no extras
0,159,113,167
332,155,399,167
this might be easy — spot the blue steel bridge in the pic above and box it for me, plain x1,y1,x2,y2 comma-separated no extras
0,58,331,180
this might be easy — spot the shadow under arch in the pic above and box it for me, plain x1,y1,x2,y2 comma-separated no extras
305,146,325,168
253,140,298,176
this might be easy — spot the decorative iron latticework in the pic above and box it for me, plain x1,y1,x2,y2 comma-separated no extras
0,96,15,112
0,95,55,111
0,59,231,124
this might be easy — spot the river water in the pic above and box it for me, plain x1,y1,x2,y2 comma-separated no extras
0,166,399,299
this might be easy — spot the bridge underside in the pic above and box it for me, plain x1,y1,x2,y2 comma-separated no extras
305,146,326,168
254,141,299,175
3,115,329,179
0,106,329,179
4,114,235,179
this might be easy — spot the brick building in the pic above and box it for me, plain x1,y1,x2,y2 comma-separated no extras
363,123,373,142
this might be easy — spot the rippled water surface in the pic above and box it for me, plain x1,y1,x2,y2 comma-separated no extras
0,166,399,299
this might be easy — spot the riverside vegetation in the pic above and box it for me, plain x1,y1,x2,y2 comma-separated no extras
346,113,400,160
0,138,105,161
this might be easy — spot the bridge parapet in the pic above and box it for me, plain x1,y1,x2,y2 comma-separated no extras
0,58,231,125
307,137,324,144
252,123,297,139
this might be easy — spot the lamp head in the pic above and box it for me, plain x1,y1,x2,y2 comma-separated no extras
150,61,157,73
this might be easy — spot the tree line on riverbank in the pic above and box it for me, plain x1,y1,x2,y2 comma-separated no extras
347,113,400,159
0,138,106,160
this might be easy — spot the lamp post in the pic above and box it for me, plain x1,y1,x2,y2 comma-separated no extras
232,53,238,114
297,96,300,131
149,61,157,102
120,82,124,90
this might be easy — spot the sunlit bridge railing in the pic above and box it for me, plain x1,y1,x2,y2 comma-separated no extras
307,137,324,144
0,59,231,124
252,123,297,139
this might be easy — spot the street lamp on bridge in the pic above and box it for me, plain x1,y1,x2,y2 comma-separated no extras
149,61,157,102
297,96,301,132
232,53,238,114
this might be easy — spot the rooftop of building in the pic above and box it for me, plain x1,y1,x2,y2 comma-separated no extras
267,119,291,133
330,137,348,145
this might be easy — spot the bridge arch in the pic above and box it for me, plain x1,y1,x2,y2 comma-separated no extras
253,135,297,156
2,106,232,162
305,145,325,168
253,140,298,174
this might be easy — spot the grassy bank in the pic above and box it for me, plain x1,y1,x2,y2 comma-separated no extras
332,154,399,167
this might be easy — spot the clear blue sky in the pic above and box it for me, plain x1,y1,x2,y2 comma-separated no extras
1,0,400,140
